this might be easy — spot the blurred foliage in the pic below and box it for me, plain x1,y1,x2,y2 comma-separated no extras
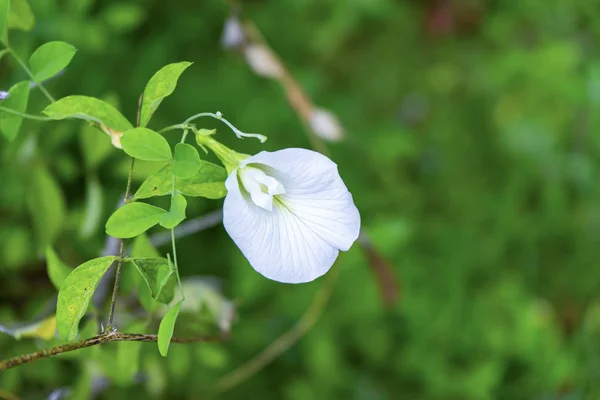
2,0,600,399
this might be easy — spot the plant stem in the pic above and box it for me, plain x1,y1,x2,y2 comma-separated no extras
170,228,185,300
160,112,266,142
106,157,135,330
0,105,53,121
170,136,185,300
0,331,225,372
8,48,56,103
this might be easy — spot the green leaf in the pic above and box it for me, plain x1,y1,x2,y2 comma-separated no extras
140,62,192,127
56,256,117,341
0,48,8,61
133,164,175,199
129,257,175,304
8,0,34,32
43,95,133,132
29,41,77,82
173,143,201,179
46,246,72,290
0,0,8,43
130,235,163,311
27,166,66,249
160,194,186,229
120,127,172,161
0,81,29,141
133,162,227,200
105,202,167,239
157,300,182,357
176,162,228,198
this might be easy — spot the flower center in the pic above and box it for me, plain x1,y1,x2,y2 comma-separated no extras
238,166,285,211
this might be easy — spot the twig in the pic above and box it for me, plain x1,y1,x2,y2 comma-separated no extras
214,264,340,392
0,331,225,372
93,202,125,309
105,159,134,330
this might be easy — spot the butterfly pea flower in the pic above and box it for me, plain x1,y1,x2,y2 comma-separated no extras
197,134,360,283
223,148,360,283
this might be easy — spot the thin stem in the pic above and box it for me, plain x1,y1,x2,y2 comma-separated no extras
180,128,189,143
0,331,225,371
0,105,53,121
160,112,266,142
158,123,184,134
8,48,56,103
106,157,135,329
170,228,185,301
170,137,185,300
182,112,218,127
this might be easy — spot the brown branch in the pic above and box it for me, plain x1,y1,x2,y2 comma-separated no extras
0,331,225,372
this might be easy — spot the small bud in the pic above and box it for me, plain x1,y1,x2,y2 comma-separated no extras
309,108,344,142
0,91,8,100
195,128,216,137
243,44,283,79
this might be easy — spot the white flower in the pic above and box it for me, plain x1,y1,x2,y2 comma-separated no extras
223,148,360,284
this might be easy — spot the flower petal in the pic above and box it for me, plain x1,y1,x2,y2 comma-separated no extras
242,148,360,251
224,171,339,283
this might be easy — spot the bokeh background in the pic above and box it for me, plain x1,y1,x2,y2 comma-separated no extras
2,0,600,398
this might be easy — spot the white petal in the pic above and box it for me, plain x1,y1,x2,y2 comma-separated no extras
239,167,274,211
242,148,360,251
223,171,339,283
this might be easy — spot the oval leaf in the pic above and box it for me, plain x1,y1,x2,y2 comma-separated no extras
129,257,175,304
134,162,226,200
157,300,182,357
140,62,192,127
0,80,29,141
46,246,72,290
121,127,172,161
56,256,117,341
105,202,166,238
29,41,77,82
173,143,201,179
159,193,187,229
43,95,133,131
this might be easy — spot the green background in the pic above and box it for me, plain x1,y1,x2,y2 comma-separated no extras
2,0,600,398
